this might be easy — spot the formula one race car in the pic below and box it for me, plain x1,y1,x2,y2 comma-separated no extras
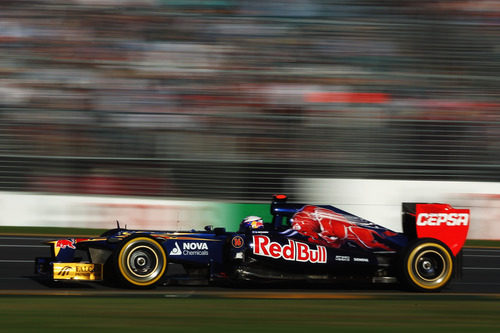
35,195,470,292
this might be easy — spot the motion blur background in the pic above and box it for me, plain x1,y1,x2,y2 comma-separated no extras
0,1,498,207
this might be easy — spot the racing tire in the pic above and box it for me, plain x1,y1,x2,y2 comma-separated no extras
400,238,454,292
112,235,167,289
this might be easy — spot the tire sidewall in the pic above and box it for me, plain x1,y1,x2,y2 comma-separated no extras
113,234,167,288
400,238,454,292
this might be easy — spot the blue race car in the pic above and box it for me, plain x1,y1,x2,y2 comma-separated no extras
35,194,470,291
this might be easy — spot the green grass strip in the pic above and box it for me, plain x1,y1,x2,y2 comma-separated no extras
464,239,500,248
0,296,498,332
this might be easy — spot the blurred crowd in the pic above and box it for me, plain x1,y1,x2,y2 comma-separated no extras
0,0,499,199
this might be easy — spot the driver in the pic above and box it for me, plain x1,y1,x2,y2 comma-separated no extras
240,216,265,231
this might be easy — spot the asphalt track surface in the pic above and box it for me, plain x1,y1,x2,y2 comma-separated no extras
1,235,499,295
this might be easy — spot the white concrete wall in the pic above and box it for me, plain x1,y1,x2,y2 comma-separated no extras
0,193,222,230
2,179,500,240
296,178,500,239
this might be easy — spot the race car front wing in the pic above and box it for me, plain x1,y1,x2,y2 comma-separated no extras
35,257,103,281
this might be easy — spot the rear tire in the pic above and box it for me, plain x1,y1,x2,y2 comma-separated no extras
400,238,454,292
113,235,167,288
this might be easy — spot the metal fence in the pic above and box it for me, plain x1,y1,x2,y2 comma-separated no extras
0,1,499,201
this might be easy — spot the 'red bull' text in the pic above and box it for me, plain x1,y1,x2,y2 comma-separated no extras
252,235,327,264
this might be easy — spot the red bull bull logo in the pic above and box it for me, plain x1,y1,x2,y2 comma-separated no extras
55,239,76,249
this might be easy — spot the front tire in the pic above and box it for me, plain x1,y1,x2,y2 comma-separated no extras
400,239,454,292
113,235,167,288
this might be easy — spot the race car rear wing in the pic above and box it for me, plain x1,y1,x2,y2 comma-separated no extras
402,203,470,256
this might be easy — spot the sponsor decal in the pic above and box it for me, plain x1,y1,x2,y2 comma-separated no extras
169,242,182,255
335,255,350,262
252,235,327,264
416,213,469,226
353,257,369,263
53,263,103,280
232,236,244,248
57,266,73,276
55,239,76,249
75,265,95,274
169,242,209,256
